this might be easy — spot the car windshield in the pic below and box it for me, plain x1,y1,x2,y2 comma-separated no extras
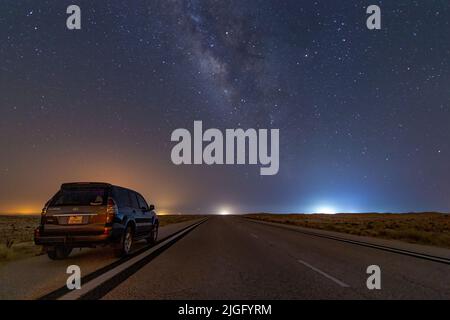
50,188,108,206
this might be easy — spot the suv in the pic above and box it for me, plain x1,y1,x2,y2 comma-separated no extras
34,182,159,260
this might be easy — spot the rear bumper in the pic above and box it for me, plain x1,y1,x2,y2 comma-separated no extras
34,227,116,247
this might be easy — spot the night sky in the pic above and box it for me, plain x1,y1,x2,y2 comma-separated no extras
1,1,450,214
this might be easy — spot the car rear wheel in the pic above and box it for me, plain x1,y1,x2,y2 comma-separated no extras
47,246,72,260
146,223,158,245
115,225,133,257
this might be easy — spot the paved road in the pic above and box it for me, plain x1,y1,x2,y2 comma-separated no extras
102,216,450,300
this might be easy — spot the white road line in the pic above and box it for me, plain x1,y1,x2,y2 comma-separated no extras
250,233,259,239
58,219,206,300
297,259,350,288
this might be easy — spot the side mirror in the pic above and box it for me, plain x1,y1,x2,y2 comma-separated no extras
149,204,155,211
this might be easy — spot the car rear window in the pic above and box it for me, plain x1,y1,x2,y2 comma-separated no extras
50,187,108,206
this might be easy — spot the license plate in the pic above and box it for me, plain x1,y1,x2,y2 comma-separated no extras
68,216,83,224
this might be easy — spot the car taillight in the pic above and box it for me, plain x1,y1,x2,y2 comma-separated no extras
106,198,117,223
40,205,48,224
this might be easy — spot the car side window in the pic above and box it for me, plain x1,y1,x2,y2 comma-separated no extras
136,194,148,210
129,191,140,209
114,187,131,208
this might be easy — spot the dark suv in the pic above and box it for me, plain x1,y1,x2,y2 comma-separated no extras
34,182,159,260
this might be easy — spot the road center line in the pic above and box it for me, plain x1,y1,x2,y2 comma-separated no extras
250,233,259,239
297,259,350,288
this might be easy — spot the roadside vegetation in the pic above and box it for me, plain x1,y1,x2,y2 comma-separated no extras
0,215,42,264
245,213,450,248
0,214,206,264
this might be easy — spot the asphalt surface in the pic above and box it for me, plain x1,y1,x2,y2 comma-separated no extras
101,216,450,300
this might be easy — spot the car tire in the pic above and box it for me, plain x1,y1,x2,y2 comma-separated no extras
146,223,158,245
114,225,133,257
47,246,72,260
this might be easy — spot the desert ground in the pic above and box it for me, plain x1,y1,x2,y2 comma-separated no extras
245,212,450,248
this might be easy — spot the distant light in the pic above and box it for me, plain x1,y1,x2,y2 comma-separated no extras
315,206,337,214
219,209,230,215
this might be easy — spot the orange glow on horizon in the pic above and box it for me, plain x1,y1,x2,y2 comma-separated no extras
1,206,41,215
